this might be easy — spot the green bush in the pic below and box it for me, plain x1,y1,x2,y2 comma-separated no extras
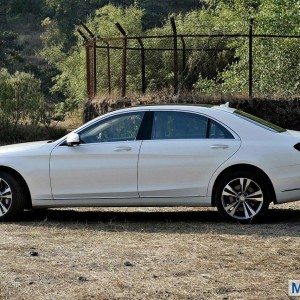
0,69,44,126
0,68,68,144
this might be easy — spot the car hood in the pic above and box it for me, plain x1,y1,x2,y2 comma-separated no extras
0,141,52,155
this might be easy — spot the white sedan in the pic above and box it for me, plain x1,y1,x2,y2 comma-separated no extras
0,104,299,223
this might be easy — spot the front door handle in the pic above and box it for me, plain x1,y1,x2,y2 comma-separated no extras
114,146,132,152
210,144,229,149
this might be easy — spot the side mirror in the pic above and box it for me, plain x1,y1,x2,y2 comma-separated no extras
66,133,80,146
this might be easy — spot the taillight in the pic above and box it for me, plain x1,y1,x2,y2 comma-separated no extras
294,143,300,151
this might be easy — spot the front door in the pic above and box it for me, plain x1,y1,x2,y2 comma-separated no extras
50,111,145,200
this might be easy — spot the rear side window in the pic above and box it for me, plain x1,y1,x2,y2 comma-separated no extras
151,111,234,140
152,111,208,140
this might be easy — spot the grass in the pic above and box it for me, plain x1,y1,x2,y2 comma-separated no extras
1,203,300,299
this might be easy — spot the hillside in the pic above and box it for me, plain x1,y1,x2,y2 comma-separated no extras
0,0,203,102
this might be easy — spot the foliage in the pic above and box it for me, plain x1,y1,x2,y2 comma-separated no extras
0,30,23,72
0,0,299,144
210,0,300,97
0,68,67,144
41,5,144,105
0,69,44,126
40,1,299,102
7,0,44,15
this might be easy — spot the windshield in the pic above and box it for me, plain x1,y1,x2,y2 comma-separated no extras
234,110,286,133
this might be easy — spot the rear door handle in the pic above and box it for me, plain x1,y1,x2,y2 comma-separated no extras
114,146,132,152
210,144,229,149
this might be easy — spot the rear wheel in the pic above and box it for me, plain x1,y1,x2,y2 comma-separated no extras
215,171,270,223
0,172,26,221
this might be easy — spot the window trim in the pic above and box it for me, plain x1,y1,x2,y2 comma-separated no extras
149,109,238,141
58,108,239,146
137,111,153,140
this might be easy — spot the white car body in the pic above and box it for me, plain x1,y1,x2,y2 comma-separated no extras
0,105,299,209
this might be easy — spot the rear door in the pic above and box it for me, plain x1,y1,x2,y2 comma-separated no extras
138,110,241,198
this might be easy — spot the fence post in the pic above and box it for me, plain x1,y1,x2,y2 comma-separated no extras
115,22,127,97
92,37,97,98
85,40,96,99
248,18,254,99
137,38,146,93
96,34,112,95
106,43,111,95
79,24,97,99
78,29,93,99
85,41,92,99
180,35,186,88
170,17,179,95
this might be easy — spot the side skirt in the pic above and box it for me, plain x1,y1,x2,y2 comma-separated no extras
32,196,212,208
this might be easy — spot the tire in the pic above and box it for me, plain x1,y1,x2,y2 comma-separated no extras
0,171,26,221
215,171,270,223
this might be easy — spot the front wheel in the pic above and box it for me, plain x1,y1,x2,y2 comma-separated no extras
0,172,26,221
215,171,270,223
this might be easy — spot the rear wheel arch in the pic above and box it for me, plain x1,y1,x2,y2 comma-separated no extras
0,166,32,209
211,164,277,206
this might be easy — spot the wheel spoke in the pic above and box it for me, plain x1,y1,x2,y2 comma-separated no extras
222,191,237,197
0,202,8,216
245,201,256,217
228,201,241,216
224,200,240,212
246,197,263,202
1,194,12,199
2,187,11,196
239,178,244,192
243,202,250,218
246,190,262,198
224,184,238,197
244,179,252,193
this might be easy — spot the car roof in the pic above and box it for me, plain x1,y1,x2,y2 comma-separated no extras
112,103,236,114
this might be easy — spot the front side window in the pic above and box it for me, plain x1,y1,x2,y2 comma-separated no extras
152,111,208,140
80,112,145,143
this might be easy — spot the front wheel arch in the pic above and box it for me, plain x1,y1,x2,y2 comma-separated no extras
211,164,276,207
0,166,32,209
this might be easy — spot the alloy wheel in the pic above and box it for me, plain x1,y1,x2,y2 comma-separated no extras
0,178,13,217
221,177,264,220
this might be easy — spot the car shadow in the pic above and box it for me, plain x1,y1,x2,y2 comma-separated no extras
12,206,300,237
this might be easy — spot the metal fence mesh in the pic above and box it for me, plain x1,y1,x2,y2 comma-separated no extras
82,19,300,100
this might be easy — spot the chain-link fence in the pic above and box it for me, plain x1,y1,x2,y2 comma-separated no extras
78,18,300,100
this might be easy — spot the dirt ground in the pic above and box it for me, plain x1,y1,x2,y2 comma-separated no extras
1,203,300,300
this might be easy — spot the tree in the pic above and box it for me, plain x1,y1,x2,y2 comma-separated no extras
212,0,300,97
0,30,23,72
0,68,44,127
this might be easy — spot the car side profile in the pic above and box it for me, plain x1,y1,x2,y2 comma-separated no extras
0,104,299,223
